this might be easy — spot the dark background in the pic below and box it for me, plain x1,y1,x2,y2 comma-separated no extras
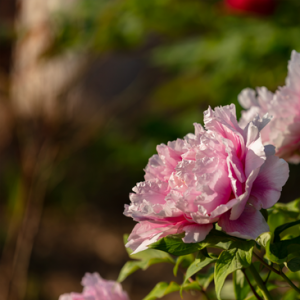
0,0,300,299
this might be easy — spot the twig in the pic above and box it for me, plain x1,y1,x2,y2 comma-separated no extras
264,269,272,285
248,264,272,300
6,140,58,300
253,252,300,294
242,269,263,300
179,267,210,300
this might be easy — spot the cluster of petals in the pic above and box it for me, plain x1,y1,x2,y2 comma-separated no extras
59,273,129,300
239,50,300,164
124,104,289,253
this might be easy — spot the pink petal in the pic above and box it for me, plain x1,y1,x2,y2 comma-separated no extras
126,221,185,254
218,205,269,240
250,155,289,209
182,223,213,243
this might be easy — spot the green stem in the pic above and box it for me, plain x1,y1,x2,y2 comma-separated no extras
253,252,300,293
280,269,300,293
248,264,272,300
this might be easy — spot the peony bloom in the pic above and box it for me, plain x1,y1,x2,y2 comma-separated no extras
124,104,289,253
224,0,276,16
239,50,300,164
59,273,129,300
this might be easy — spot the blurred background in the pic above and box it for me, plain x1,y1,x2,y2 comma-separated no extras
0,0,300,299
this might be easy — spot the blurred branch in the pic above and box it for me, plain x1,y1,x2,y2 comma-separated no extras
8,140,59,300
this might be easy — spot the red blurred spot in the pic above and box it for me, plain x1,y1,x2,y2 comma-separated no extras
225,0,276,16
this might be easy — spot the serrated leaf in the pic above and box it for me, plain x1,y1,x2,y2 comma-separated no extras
214,240,255,300
183,251,217,285
149,234,200,256
233,270,251,300
173,254,194,276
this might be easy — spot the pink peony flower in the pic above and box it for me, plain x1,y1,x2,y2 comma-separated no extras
239,50,300,164
59,273,129,300
224,0,276,16
125,104,289,253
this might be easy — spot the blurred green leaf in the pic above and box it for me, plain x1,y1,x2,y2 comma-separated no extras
143,282,180,300
173,254,194,277
233,269,251,300
118,254,174,282
143,280,202,300
196,266,214,290
118,260,144,282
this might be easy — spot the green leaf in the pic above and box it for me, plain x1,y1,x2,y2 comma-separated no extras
197,229,241,250
274,219,300,243
149,233,200,256
283,289,300,300
256,232,271,248
182,281,202,291
143,281,201,300
183,251,217,285
214,240,255,300
118,260,145,282
273,199,300,220
143,282,180,300
196,266,214,290
118,255,174,282
233,270,251,300
173,254,194,276
267,234,300,264
265,219,300,265
124,234,174,262
131,248,174,262
286,256,300,272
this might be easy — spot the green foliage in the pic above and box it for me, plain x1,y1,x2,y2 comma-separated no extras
183,251,217,285
214,240,255,300
143,281,201,300
234,270,251,300
119,234,174,282
118,252,174,282
149,233,201,256
265,219,300,270
173,254,194,276
256,232,271,248
196,266,214,291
